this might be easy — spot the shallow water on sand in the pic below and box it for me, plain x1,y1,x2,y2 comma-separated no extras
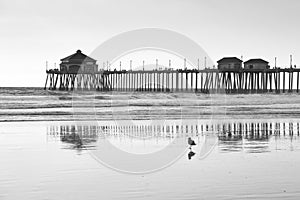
1,87,300,122
1,119,300,200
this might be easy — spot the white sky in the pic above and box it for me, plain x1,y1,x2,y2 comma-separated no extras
1,0,300,87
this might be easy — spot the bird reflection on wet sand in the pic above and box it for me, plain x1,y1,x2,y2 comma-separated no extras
187,137,197,160
188,149,196,160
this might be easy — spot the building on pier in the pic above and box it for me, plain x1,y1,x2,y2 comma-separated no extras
244,59,270,70
45,51,300,93
217,57,243,70
60,50,98,73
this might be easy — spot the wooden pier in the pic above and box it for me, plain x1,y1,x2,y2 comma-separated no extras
45,68,300,93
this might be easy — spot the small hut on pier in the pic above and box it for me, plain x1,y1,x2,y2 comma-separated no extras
217,57,243,70
60,50,98,73
244,59,269,70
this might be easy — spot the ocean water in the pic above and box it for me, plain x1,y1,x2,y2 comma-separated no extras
1,88,300,199
1,87,300,122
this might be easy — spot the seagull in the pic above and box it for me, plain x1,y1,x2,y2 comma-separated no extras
188,137,196,149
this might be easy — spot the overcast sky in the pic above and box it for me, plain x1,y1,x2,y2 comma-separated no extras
1,0,300,86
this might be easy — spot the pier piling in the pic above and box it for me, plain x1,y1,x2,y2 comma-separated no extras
45,68,300,93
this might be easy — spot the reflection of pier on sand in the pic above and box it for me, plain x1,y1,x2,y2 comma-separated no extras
47,120,300,153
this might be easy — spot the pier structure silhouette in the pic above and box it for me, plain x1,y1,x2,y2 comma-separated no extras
45,68,300,93
44,50,300,93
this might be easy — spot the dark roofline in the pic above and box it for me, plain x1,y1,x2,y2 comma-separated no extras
217,57,243,63
244,59,269,64
60,50,97,62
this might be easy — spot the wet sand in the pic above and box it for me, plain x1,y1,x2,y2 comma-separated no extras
1,119,300,200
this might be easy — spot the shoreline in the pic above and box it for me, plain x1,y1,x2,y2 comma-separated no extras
1,117,300,123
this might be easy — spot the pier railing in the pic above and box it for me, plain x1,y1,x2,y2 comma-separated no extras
45,68,300,93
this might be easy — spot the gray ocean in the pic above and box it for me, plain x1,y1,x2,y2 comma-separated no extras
1,87,300,199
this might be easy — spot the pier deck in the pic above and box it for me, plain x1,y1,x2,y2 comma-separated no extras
45,68,300,93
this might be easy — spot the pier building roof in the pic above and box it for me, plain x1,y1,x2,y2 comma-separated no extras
244,59,269,64
61,50,96,63
217,57,243,64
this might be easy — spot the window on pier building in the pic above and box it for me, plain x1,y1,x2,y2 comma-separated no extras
60,65,67,72
69,65,80,73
